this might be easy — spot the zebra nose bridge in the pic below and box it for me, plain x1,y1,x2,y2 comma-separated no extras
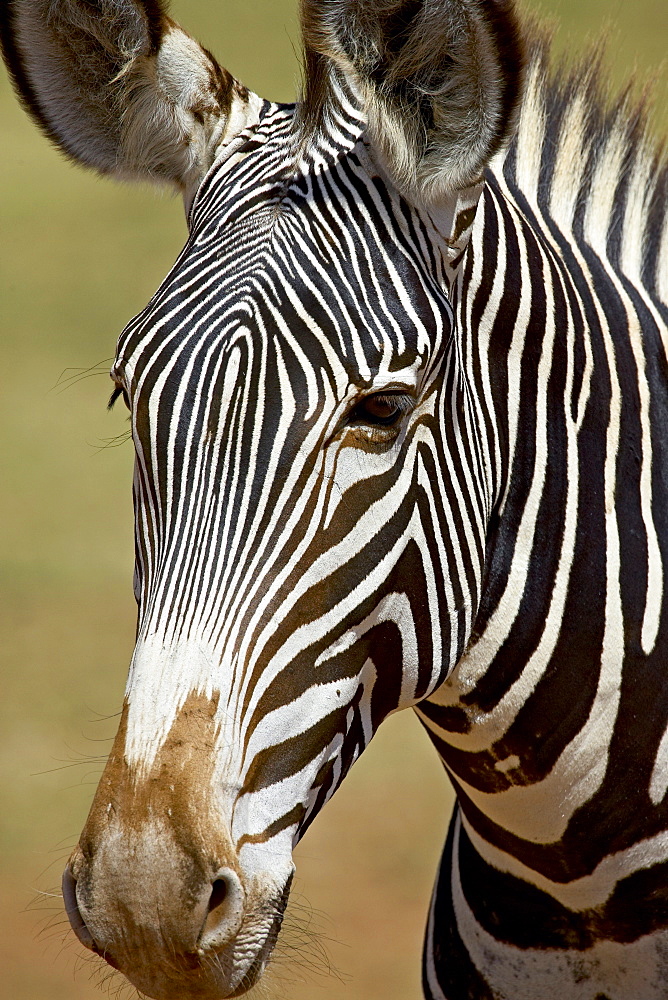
66,686,251,948
132,563,258,667
69,777,248,953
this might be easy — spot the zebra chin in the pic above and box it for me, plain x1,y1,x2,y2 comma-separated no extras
62,843,293,1000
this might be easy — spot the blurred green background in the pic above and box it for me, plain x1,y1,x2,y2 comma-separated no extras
1,1,665,997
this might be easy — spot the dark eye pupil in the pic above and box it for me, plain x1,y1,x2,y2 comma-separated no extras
348,392,411,430
351,393,409,427
364,397,399,421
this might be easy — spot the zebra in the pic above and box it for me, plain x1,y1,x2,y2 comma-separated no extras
2,0,667,997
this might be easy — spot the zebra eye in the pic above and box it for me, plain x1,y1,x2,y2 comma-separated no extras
350,392,412,427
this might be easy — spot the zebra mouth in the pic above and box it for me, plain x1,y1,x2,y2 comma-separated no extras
228,873,293,997
62,865,97,952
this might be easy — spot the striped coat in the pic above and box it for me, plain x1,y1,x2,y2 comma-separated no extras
2,1,667,997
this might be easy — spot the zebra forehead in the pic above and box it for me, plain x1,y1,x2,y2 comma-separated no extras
118,296,441,401
114,115,456,388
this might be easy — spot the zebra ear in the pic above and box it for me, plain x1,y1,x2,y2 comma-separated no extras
0,0,260,197
300,0,525,201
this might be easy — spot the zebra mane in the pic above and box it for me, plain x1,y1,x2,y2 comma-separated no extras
505,28,668,307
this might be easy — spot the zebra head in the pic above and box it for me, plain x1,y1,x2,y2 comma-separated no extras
2,1,523,997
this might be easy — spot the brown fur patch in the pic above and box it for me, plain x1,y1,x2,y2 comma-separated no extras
76,690,237,879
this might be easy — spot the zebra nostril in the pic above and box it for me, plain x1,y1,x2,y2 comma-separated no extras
208,877,228,913
199,868,245,951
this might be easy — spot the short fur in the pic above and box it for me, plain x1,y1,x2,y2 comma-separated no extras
5,3,668,999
